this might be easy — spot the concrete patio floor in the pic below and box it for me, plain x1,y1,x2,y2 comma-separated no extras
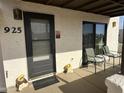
8,58,121,93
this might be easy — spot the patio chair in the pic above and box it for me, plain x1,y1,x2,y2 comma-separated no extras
103,46,121,68
85,48,106,74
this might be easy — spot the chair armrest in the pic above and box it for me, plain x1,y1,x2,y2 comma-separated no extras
118,51,121,53
87,55,94,57
87,55,95,58
96,55,104,58
96,55,106,62
87,55,96,62
106,53,115,56
110,50,118,53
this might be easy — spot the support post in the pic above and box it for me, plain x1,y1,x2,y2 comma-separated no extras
121,20,124,75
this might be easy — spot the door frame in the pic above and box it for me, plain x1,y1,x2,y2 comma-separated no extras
23,11,56,79
82,21,107,66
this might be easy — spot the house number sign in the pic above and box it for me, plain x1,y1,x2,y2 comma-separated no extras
4,27,22,33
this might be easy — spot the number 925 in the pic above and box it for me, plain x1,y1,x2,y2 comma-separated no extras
4,27,22,33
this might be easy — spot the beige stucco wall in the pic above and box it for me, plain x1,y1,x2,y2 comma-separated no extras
107,17,120,51
0,0,110,87
0,41,6,92
0,0,28,87
0,9,6,91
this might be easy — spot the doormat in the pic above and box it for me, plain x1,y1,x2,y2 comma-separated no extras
33,76,59,90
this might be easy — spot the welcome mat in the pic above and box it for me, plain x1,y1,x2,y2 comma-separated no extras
33,76,59,90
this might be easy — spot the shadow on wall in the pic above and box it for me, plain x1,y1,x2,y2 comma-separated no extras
0,0,83,61
56,35,82,53
0,1,82,61
1,21,82,61
1,40,82,61
56,45,82,54
58,65,120,93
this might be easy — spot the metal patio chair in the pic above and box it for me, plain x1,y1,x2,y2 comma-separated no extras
85,48,106,74
103,46,121,68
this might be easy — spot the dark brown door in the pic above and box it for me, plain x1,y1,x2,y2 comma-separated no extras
24,12,56,79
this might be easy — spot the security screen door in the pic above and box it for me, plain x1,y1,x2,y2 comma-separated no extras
24,12,56,79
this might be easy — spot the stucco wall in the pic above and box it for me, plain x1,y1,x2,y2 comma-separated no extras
0,0,109,87
0,41,6,92
0,11,6,91
0,0,28,87
107,17,120,51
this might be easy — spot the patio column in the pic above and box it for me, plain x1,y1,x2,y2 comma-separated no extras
121,51,124,74
121,22,124,75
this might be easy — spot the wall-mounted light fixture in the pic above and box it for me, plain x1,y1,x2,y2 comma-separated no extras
112,21,116,28
13,8,22,20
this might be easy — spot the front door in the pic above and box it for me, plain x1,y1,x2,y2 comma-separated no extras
24,12,56,79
